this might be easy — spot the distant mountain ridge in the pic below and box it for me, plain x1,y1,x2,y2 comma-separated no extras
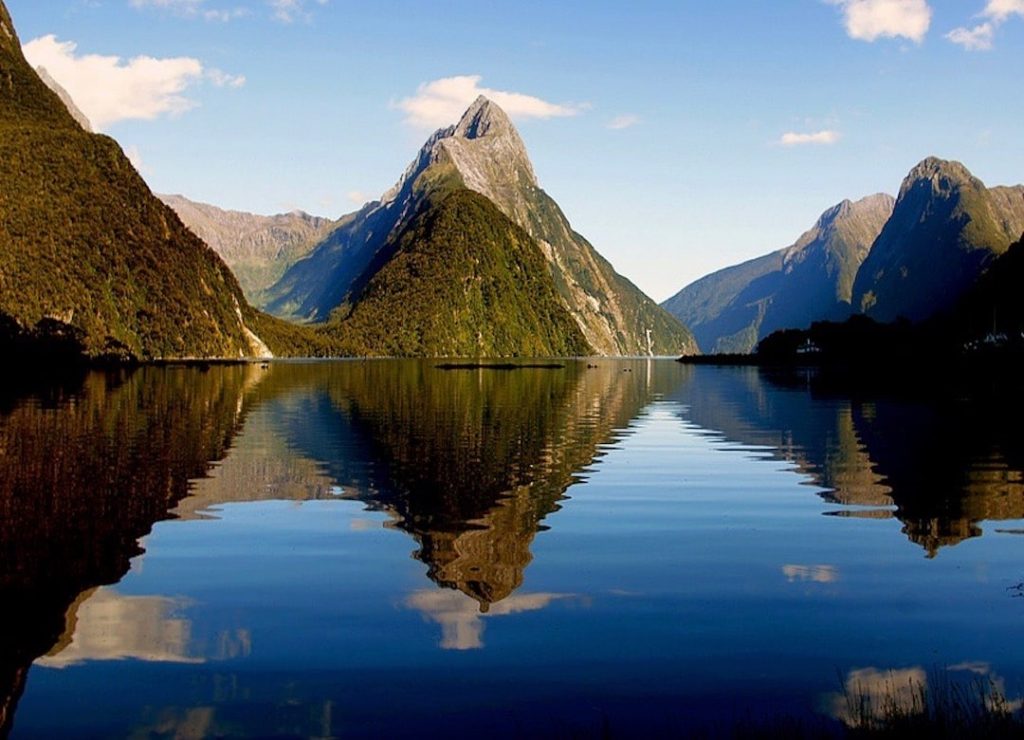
159,194,336,304
852,157,1024,322
266,96,696,356
663,193,894,353
668,155,1024,354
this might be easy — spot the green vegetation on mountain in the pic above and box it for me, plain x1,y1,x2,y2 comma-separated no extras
0,1,274,360
663,194,893,353
326,190,591,357
852,158,1024,322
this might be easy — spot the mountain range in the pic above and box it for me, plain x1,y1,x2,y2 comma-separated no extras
662,194,894,353
665,158,1024,353
3,0,690,360
7,0,1022,361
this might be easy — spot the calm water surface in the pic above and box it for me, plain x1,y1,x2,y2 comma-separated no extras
1,360,1023,737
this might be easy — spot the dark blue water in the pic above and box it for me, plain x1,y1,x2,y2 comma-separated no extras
2,360,1022,737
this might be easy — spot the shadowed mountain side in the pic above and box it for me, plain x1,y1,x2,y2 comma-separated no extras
663,252,784,354
853,158,1024,323
663,194,893,353
0,365,263,735
669,366,1024,555
252,361,680,607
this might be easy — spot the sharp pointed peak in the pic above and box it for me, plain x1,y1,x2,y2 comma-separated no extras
1,0,20,50
454,95,516,140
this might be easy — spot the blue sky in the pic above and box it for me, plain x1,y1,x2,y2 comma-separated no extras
8,0,1024,300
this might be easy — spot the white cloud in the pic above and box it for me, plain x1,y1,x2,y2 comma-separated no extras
130,0,203,11
22,35,243,130
779,129,842,146
396,75,585,130
206,68,246,87
268,0,329,23
203,8,250,21
347,191,369,205
827,0,932,43
607,114,641,130
983,0,1024,21
130,0,250,22
947,0,1024,51
946,22,995,50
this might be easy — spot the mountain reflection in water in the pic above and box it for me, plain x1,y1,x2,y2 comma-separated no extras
1,360,1023,736
670,366,1024,556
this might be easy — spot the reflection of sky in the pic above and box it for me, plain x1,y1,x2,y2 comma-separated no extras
405,590,577,650
782,564,838,583
37,588,202,668
827,663,1023,728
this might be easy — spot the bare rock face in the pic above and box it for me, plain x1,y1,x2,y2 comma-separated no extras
266,96,695,356
159,194,335,305
34,66,92,132
437,97,539,226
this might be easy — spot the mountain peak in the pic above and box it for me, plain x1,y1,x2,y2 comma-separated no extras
812,193,894,234
901,157,979,198
0,1,18,51
454,95,515,141
431,96,538,197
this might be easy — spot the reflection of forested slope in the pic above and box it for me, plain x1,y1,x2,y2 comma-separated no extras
851,395,1024,556
673,366,892,507
0,366,261,735
172,397,338,520
259,361,678,607
671,366,1024,555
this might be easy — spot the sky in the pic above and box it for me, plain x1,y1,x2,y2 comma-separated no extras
8,0,1024,301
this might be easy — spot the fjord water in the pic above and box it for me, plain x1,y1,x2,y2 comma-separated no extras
2,361,1024,737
